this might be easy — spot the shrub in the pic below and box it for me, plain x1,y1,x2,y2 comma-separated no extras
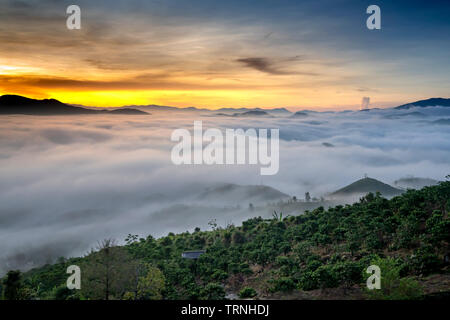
239,287,257,298
298,271,318,291
269,277,296,293
202,283,225,300
364,256,423,300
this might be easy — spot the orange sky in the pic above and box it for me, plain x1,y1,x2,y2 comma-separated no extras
0,1,448,110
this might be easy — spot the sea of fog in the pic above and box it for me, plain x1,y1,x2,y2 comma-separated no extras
1,106,450,273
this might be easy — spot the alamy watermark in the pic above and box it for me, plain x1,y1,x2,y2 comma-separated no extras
366,5,381,30
366,265,381,290
66,5,380,31
170,121,279,175
66,5,81,30
66,265,81,290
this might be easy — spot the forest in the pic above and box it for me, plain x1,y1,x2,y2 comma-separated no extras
1,178,449,300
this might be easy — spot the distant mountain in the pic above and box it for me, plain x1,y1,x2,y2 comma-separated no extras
197,183,290,205
322,142,334,147
395,98,450,110
432,118,450,125
232,110,272,117
217,107,291,115
291,111,308,118
394,177,438,190
0,95,149,115
107,108,148,115
215,110,273,117
266,107,292,115
134,104,200,112
331,177,403,197
383,111,427,119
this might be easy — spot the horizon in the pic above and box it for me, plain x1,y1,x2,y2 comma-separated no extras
2,93,449,112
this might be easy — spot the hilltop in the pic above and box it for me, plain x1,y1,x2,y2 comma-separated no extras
196,183,290,205
395,98,450,110
331,177,403,198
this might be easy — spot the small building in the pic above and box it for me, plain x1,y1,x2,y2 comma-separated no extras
181,250,206,259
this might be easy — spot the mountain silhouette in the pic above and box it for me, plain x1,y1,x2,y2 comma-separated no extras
197,183,290,205
331,177,403,197
395,98,450,110
0,95,148,115
291,111,308,118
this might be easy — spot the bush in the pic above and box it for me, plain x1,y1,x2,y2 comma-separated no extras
239,287,257,298
364,257,423,300
211,270,228,281
410,247,442,276
269,277,296,293
298,271,318,291
202,283,225,300
231,231,246,245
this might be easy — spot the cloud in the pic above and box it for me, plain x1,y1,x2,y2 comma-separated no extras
236,57,287,75
236,57,319,76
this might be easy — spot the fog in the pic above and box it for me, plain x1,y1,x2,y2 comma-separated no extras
1,106,449,273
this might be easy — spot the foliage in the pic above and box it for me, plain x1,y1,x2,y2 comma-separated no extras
3,181,449,300
364,256,423,300
239,287,257,298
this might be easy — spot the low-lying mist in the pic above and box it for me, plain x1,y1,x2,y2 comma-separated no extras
1,106,449,274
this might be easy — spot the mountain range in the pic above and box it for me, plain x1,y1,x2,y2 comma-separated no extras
0,94,449,115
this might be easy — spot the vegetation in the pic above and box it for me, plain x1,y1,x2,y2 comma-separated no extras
1,180,449,300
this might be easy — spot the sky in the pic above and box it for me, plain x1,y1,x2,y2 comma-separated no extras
0,0,449,109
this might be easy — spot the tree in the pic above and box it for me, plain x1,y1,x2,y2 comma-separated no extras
364,257,423,300
202,283,225,300
81,238,136,300
136,264,165,300
2,270,22,300
305,192,311,202
239,287,257,298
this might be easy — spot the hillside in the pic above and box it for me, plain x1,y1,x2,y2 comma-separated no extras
0,95,148,115
331,177,403,198
2,180,449,300
232,110,272,117
291,111,308,118
395,98,450,110
196,183,290,205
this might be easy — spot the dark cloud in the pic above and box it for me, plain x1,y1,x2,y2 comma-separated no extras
236,57,290,75
236,57,319,76
0,74,279,92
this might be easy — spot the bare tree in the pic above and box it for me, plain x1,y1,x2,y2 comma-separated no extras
82,238,132,300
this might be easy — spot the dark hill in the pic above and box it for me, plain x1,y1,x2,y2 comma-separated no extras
395,98,450,110
331,177,403,197
107,108,148,115
197,183,290,204
0,95,148,115
232,110,272,117
291,111,308,118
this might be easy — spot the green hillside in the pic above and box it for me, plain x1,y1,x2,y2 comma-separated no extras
1,179,449,300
